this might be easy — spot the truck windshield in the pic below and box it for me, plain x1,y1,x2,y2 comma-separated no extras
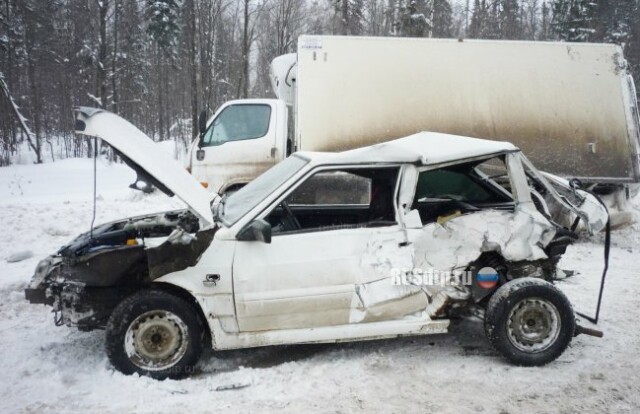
202,104,271,146
220,155,309,226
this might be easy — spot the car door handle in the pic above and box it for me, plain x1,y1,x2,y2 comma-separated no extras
203,274,220,287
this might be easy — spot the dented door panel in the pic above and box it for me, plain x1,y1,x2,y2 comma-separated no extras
233,226,429,331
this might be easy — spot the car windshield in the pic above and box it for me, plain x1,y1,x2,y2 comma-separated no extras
219,155,309,226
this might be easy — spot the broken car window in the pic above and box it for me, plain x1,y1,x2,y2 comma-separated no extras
412,157,513,223
475,157,510,187
415,170,494,202
266,167,399,234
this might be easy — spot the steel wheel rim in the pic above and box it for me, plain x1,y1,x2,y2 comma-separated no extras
507,297,561,353
124,310,189,371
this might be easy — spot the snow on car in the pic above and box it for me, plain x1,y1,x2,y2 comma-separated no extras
25,108,608,379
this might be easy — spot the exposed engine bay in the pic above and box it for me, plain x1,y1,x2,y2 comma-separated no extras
25,210,216,330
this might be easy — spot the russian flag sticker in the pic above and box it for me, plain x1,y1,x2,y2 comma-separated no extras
477,267,499,289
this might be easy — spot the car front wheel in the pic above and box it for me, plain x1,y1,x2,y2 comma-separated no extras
484,277,575,366
106,290,204,379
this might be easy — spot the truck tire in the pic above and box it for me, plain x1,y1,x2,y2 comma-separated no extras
484,277,575,366
106,290,204,379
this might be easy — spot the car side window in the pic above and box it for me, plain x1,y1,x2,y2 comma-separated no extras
265,167,400,234
287,171,370,205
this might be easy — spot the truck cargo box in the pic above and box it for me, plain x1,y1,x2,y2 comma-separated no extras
295,36,640,183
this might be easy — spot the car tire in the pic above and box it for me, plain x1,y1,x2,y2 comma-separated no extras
106,289,204,379
484,277,575,366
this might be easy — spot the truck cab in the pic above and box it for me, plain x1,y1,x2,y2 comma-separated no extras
188,99,289,194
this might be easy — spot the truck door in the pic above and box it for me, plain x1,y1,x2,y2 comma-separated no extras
190,99,288,194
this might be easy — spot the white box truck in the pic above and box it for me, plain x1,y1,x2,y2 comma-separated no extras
187,36,640,203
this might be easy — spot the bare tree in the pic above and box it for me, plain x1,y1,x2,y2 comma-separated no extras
96,0,109,109
186,0,199,137
0,71,38,163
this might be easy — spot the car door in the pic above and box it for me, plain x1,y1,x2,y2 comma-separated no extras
232,166,420,333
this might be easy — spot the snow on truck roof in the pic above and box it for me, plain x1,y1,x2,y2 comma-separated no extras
298,132,519,165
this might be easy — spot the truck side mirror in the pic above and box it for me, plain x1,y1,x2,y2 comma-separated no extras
198,110,208,140
237,219,272,243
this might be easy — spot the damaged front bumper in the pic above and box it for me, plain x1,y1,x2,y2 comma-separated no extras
24,256,60,306
24,256,132,330
24,210,216,331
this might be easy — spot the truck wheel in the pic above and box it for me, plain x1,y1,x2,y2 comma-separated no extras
484,277,575,366
106,290,204,379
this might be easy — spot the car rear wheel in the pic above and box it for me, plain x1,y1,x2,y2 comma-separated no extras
106,290,204,379
484,277,575,366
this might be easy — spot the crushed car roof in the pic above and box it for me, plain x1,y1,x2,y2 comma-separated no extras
298,132,519,165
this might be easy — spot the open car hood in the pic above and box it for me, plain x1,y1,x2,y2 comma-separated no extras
74,107,214,227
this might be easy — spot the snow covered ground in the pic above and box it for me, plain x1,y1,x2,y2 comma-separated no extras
1,159,640,413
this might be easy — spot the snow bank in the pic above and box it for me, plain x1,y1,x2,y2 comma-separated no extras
0,157,136,204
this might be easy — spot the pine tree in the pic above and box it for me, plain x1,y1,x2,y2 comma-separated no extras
118,0,147,128
540,1,554,40
552,0,597,42
593,0,637,44
146,0,182,54
501,0,522,39
468,0,484,38
432,0,453,38
333,0,365,36
485,0,501,38
398,0,431,37
595,0,639,102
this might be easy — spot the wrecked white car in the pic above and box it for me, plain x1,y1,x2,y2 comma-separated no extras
25,108,608,379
